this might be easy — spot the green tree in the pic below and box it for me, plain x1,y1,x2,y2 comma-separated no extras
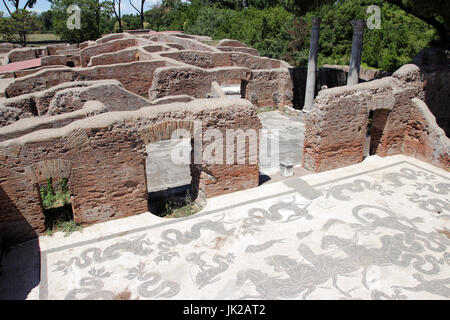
129,0,146,29
103,0,123,32
385,0,449,49
51,0,109,42
0,9,41,45
283,0,449,49
281,0,436,71
38,10,54,32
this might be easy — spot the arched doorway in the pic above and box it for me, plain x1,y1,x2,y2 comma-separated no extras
139,120,202,218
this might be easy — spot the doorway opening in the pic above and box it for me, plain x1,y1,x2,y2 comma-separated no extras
38,177,80,235
221,79,244,99
145,136,200,218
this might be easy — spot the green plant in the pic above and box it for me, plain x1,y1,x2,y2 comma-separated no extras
256,106,278,113
159,191,201,219
46,218,82,237
40,177,71,210
40,177,80,236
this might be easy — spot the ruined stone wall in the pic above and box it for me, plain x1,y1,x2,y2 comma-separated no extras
5,67,74,97
7,47,40,63
5,60,171,98
402,98,449,170
88,48,140,66
79,38,139,67
160,51,282,70
13,66,62,78
0,99,260,245
0,81,103,118
370,65,425,157
302,64,449,172
160,51,227,69
149,66,251,100
76,60,170,97
95,33,128,44
47,82,151,115
149,33,218,52
41,55,81,67
0,101,106,142
0,106,28,127
245,69,293,109
216,46,260,56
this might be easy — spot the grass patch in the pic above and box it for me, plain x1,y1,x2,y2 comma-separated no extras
40,177,81,237
164,201,200,219
149,191,201,218
256,106,277,114
45,215,82,237
0,33,61,42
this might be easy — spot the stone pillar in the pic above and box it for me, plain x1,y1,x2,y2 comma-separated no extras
303,17,321,111
347,20,366,86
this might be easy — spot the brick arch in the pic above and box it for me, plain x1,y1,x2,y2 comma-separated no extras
138,120,198,144
25,159,72,184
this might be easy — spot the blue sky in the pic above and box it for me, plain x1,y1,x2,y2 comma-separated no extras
0,0,161,17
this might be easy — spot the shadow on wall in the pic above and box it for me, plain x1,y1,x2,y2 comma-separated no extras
412,47,450,137
0,186,41,300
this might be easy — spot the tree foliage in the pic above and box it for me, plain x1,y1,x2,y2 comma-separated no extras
283,0,449,49
0,0,441,72
0,9,41,45
51,0,113,42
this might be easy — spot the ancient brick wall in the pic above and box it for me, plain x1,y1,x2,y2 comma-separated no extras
0,101,106,142
149,66,251,100
402,98,450,170
149,33,217,52
0,99,260,245
5,67,74,98
217,46,260,56
88,48,139,66
0,80,141,123
160,51,223,69
79,38,138,67
5,60,171,98
41,55,81,68
47,82,151,115
7,48,39,63
245,69,294,109
302,64,449,172
160,51,282,70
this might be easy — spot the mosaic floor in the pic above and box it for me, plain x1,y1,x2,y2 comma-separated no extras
0,155,449,300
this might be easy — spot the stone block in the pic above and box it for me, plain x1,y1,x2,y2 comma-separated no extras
280,160,294,177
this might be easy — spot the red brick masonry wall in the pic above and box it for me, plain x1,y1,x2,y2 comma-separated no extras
0,99,261,245
302,64,449,172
